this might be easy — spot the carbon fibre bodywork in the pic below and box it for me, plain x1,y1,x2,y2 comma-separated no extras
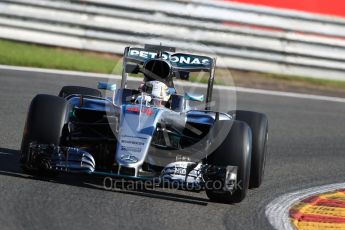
64,92,232,177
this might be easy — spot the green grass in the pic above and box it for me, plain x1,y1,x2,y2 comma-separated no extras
0,39,122,74
188,72,233,85
264,73,345,89
1,38,345,90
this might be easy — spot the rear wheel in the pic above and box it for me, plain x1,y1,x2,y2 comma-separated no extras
232,111,268,188
20,94,68,174
205,120,252,203
59,86,102,98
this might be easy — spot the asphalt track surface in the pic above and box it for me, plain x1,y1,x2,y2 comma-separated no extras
1,68,345,230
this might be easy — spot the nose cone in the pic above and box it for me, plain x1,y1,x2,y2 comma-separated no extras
115,105,160,170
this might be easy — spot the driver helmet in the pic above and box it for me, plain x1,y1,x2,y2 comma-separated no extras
143,80,170,106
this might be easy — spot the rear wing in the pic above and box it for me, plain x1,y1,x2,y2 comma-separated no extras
121,45,216,110
125,47,214,72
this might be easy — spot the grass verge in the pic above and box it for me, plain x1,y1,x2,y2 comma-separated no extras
264,73,345,90
0,39,122,74
0,39,345,95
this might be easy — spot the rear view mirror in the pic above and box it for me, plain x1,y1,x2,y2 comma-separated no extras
173,71,189,80
184,92,204,102
179,71,190,80
98,82,117,91
125,63,140,74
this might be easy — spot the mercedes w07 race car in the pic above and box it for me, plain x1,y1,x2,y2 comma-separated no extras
20,44,268,203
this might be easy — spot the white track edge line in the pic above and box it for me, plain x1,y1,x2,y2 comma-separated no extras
266,182,345,230
1,65,345,103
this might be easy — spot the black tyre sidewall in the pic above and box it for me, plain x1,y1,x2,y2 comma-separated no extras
232,110,268,188
205,120,252,203
21,94,68,164
59,86,102,98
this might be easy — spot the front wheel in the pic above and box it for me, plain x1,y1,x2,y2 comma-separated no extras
58,86,102,98
205,120,252,203
20,94,68,174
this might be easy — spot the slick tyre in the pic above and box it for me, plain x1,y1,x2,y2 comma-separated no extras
232,111,268,188
20,94,68,174
58,86,102,98
205,120,252,203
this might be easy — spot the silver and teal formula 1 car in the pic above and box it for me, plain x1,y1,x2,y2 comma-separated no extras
20,44,268,203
